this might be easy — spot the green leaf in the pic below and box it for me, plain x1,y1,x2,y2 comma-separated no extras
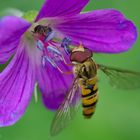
22,10,38,23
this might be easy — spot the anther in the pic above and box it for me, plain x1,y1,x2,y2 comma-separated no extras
45,31,56,42
47,46,62,56
61,37,72,55
37,40,45,51
42,55,57,68
61,37,71,47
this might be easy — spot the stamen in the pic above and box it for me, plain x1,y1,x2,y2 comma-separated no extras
42,55,72,74
45,31,56,42
61,37,71,47
47,46,62,56
42,55,57,68
64,46,71,55
47,46,71,65
61,37,72,55
42,56,47,67
33,24,73,73
37,40,45,51
60,54,69,64
56,65,73,75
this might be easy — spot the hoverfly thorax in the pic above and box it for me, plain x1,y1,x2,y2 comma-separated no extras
70,45,97,79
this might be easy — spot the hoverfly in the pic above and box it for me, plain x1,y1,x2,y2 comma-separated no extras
50,43,140,136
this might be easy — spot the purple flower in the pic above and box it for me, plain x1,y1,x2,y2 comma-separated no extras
0,0,137,127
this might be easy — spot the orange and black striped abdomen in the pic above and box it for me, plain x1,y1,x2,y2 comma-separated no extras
81,77,98,118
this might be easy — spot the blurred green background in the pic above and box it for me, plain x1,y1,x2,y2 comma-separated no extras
0,0,140,140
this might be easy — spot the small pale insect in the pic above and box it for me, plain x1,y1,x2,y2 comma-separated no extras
50,44,140,136
33,25,52,36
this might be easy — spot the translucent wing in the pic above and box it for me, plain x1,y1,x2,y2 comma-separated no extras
98,64,140,89
50,78,80,136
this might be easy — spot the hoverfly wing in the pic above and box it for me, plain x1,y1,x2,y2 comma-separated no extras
98,64,140,89
50,78,80,136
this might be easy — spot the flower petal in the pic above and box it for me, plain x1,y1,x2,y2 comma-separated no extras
36,0,89,21
37,53,74,110
0,16,30,64
0,43,35,126
51,9,137,53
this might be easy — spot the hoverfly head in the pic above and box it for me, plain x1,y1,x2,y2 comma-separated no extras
70,43,92,63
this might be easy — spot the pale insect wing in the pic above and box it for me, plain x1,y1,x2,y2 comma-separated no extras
98,64,140,89
50,78,81,136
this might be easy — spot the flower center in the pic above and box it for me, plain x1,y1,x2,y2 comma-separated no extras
32,24,72,73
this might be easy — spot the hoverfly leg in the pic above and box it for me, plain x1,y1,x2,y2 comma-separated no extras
55,65,73,75
62,71,73,75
